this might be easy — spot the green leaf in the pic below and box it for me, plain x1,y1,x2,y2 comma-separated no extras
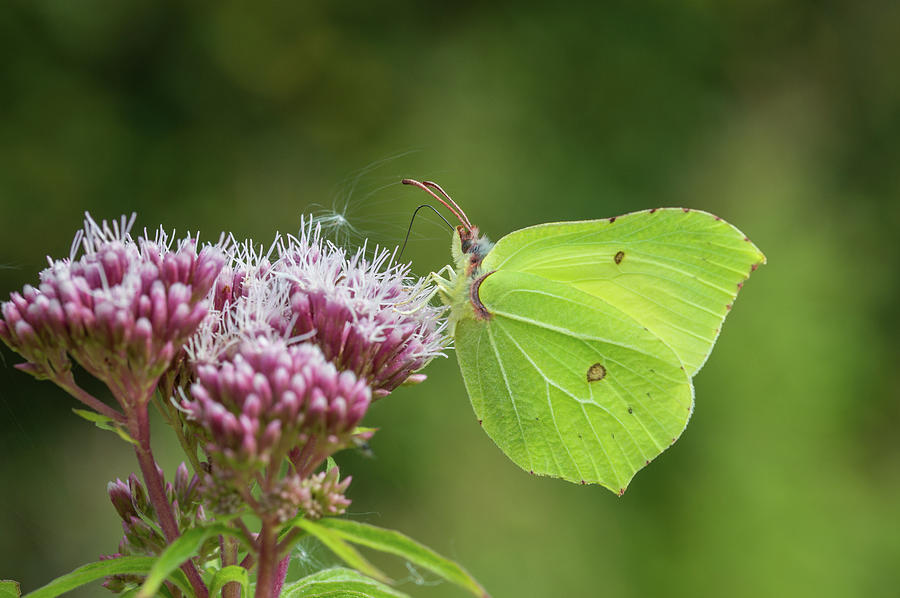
287,519,390,585
325,456,338,473
137,523,246,598
316,519,488,598
208,566,250,597
0,580,21,598
282,568,410,598
21,557,191,598
71,408,137,445
121,585,175,598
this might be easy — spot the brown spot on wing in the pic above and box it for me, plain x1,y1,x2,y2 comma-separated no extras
587,363,607,382
614,250,625,265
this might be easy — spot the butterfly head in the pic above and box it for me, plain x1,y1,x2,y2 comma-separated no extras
452,224,493,277
401,179,494,276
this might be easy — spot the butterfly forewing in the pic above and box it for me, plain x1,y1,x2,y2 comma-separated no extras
456,269,693,492
480,209,765,377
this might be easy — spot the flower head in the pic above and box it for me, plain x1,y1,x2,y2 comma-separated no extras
276,219,447,394
183,336,371,470
103,463,215,592
259,466,352,523
0,214,224,405
296,466,352,520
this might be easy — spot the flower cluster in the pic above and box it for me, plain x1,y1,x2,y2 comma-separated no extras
277,221,446,394
103,463,216,592
295,466,352,520
259,467,352,523
183,337,371,470
172,219,445,524
0,214,224,405
2,211,451,595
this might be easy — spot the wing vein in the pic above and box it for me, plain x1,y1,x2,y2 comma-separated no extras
485,324,534,473
494,322,592,481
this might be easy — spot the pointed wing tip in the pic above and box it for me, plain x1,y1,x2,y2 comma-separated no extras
529,467,635,495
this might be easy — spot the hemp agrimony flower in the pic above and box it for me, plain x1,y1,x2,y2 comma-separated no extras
103,464,216,592
1,210,493,598
184,337,371,470
276,219,447,395
0,214,224,408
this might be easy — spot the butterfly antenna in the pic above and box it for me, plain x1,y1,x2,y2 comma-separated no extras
398,204,454,260
421,181,473,230
401,179,473,232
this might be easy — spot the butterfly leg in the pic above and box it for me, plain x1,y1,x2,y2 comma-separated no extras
394,265,455,314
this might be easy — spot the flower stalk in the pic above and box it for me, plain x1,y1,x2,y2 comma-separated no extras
129,405,209,598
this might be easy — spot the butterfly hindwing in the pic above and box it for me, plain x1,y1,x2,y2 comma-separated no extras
480,209,766,377
455,269,693,492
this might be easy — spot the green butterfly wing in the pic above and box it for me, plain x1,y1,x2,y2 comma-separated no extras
480,209,766,377
453,208,764,493
455,271,693,493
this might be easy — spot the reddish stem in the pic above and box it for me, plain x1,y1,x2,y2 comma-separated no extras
254,519,279,598
131,406,209,598
55,373,125,423
221,535,241,598
240,552,255,571
290,436,325,479
272,554,290,596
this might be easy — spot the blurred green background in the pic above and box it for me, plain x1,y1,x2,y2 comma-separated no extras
2,2,898,597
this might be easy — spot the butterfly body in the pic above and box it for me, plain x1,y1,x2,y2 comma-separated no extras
441,225,495,335
407,180,765,494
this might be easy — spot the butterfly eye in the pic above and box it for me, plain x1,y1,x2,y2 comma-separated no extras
586,363,607,382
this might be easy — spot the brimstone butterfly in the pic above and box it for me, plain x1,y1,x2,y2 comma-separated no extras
403,179,765,495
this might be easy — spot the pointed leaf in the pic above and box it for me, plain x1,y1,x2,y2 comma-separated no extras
287,519,390,585
282,568,409,598
137,523,246,598
22,557,190,598
317,519,488,598
72,408,137,445
121,586,175,598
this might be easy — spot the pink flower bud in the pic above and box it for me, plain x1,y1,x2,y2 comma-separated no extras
183,337,371,472
1,214,226,408
274,219,447,395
